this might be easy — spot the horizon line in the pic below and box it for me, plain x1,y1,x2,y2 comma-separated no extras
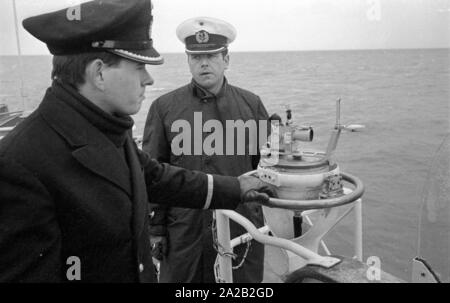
1,46,449,56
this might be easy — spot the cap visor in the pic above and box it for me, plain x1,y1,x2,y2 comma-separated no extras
185,46,226,55
109,47,164,65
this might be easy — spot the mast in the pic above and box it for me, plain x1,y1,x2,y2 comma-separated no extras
12,0,26,112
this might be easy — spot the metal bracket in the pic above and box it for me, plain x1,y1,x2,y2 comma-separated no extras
306,256,342,269
320,174,344,198
258,168,281,186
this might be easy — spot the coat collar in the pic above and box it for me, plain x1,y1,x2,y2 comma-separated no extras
39,86,132,196
124,137,148,244
190,77,228,102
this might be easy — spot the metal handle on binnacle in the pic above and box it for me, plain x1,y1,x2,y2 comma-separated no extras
246,170,364,210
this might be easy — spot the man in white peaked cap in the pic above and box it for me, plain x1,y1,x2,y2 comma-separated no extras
143,17,269,283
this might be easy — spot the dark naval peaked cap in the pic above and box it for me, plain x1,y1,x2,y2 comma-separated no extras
176,17,236,54
22,0,163,65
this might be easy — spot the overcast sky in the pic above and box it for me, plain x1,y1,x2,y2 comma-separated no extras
0,0,449,55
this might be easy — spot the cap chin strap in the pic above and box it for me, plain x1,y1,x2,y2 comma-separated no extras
109,49,164,65
91,40,153,50
185,46,226,55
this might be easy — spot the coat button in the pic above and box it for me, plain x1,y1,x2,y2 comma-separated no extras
139,263,144,273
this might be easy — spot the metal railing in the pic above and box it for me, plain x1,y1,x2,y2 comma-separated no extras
213,172,364,283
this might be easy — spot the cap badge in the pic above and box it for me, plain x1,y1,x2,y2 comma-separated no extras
195,30,209,44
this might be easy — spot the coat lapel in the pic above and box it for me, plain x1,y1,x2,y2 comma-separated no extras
72,144,131,196
39,90,132,196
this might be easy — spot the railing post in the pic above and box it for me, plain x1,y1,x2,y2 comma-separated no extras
354,199,363,261
215,210,233,283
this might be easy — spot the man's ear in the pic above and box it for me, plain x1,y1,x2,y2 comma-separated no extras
224,54,230,70
85,59,106,91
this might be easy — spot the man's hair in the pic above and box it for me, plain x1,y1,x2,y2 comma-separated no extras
221,48,229,57
51,51,122,87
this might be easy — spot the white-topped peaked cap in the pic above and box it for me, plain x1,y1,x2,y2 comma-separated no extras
176,17,236,54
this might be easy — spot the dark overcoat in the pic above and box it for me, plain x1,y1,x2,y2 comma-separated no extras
143,80,269,282
0,84,240,282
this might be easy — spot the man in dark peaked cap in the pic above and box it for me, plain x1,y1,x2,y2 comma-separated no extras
143,17,269,283
0,0,272,282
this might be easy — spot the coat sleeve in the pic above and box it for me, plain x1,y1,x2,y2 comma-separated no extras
0,157,62,282
142,100,170,236
140,151,242,210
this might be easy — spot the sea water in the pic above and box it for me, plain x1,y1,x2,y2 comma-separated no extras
1,49,449,281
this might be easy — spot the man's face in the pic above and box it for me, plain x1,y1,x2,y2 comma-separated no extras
188,52,229,94
102,59,153,116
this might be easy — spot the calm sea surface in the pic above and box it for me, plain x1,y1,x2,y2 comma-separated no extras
1,49,449,281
